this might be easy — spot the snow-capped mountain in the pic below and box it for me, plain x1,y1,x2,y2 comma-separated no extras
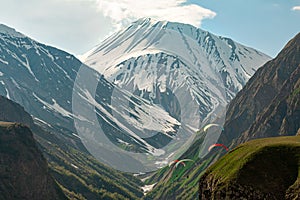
84,18,270,97
82,18,271,171
0,20,270,173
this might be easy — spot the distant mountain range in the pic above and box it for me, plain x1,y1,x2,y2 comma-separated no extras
0,24,82,147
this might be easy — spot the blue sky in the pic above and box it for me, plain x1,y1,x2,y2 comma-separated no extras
193,0,300,57
0,0,299,57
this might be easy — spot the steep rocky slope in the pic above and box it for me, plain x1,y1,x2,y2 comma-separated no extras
222,32,300,146
0,122,67,200
0,96,34,127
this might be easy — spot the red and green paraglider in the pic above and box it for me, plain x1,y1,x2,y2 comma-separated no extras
208,143,229,152
169,159,194,168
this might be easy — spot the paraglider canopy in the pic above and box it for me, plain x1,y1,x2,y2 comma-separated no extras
169,159,194,168
203,123,223,132
168,159,179,167
208,143,228,152
174,159,194,168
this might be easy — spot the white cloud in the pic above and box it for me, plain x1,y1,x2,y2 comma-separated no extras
0,0,216,55
95,0,216,30
292,6,300,11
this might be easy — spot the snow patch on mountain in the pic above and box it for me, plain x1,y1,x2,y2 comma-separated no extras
33,93,73,118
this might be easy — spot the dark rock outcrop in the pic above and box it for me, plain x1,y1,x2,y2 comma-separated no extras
199,176,274,200
0,122,67,200
0,95,34,127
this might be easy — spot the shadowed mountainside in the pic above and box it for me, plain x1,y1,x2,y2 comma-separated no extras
222,32,300,146
0,122,67,200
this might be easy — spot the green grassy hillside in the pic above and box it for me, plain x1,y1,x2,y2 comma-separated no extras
199,135,300,199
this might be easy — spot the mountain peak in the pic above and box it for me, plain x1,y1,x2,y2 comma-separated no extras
133,17,158,24
286,32,300,46
0,24,25,38
131,17,202,33
129,17,167,31
278,32,300,59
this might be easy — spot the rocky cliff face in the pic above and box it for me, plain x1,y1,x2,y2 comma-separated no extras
199,174,299,200
0,95,34,127
199,177,273,200
0,122,67,200
222,32,300,146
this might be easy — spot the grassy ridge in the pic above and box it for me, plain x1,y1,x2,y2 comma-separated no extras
208,136,300,181
201,135,300,199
